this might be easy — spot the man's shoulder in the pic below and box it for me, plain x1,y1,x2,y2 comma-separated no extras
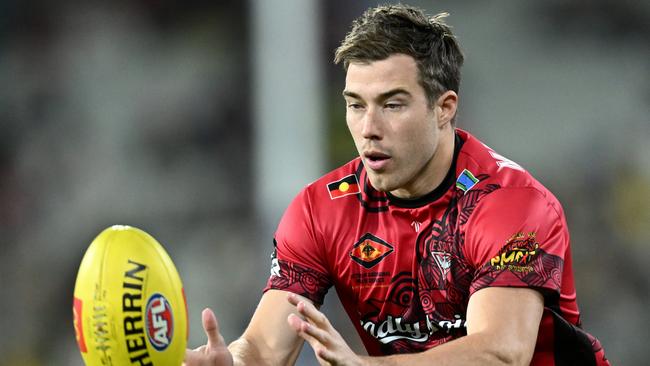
455,129,560,208
298,157,364,205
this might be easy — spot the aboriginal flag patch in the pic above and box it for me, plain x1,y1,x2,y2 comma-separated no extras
327,174,360,199
349,233,394,269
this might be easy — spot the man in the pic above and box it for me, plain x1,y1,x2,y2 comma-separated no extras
185,4,609,366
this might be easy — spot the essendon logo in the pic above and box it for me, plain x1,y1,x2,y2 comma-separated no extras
327,174,360,199
145,293,174,351
490,232,539,272
350,233,394,269
73,297,87,353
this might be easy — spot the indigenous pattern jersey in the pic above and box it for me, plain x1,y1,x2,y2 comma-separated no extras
265,129,609,366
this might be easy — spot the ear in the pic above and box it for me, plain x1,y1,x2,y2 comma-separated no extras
435,90,458,128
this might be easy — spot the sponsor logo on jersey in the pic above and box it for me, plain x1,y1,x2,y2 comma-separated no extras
490,232,539,272
455,169,479,193
327,174,361,199
73,297,87,353
360,313,467,344
361,315,429,344
411,220,422,232
432,251,452,278
349,233,394,269
146,293,174,351
437,314,467,332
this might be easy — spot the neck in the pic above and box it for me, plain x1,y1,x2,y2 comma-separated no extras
390,127,455,199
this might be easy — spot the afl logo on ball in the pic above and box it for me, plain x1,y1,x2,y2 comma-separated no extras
145,293,174,351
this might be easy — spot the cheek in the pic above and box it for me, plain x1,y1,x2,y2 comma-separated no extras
401,119,434,144
346,119,364,149
399,122,437,158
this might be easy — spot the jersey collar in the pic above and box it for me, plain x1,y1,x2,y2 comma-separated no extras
386,131,464,208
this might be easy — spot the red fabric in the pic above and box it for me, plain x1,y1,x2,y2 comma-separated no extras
264,129,607,363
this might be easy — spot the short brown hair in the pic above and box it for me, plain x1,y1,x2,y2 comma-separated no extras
334,4,464,105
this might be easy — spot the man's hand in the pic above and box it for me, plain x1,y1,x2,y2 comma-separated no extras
286,293,363,366
184,308,234,366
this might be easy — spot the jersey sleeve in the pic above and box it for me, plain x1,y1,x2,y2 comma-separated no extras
464,187,568,300
263,187,333,305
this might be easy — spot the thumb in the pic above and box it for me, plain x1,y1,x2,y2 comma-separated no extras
183,348,203,365
202,308,223,349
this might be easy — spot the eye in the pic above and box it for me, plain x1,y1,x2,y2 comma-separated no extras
347,103,364,110
385,102,403,110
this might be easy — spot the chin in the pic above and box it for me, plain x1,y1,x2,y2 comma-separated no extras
367,174,395,193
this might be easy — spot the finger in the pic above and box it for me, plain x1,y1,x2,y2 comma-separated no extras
287,293,318,309
287,313,305,333
286,292,302,306
287,293,328,327
184,348,202,365
287,314,318,343
202,308,224,349
288,319,341,365
192,345,206,353
296,300,330,328
315,347,337,363
287,314,331,346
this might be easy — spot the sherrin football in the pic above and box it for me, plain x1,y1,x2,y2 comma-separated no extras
73,225,188,366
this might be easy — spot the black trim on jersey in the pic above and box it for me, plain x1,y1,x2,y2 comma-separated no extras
358,200,390,213
545,306,598,366
364,178,389,202
387,133,464,208
356,163,388,202
355,163,390,213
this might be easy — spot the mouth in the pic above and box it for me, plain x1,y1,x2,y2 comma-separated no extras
363,151,391,171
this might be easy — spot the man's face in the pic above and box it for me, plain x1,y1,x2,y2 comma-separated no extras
344,54,442,198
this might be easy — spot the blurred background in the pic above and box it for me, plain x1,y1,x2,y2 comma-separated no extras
0,0,648,365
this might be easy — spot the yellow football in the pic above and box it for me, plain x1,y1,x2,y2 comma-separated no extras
73,225,188,366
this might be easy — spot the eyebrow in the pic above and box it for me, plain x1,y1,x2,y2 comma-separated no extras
342,88,412,102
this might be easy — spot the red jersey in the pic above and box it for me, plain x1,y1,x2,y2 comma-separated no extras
265,129,608,365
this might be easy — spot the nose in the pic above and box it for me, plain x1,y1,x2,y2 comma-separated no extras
360,107,383,140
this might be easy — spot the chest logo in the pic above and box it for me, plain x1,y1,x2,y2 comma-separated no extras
349,233,394,269
327,174,361,199
411,221,422,232
431,251,453,277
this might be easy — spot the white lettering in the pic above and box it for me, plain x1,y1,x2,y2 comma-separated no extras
488,150,524,172
151,300,169,345
438,314,468,332
363,321,376,335
395,317,411,334
360,315,430,344
425,314,437,334
411,322,424,340
361,314,468,344
377,317,391,338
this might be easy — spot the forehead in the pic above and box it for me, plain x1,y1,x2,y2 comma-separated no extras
344,54,421,96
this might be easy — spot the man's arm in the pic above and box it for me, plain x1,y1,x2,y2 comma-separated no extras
288,287,544,366
230,289,308,365
185,289,308,366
